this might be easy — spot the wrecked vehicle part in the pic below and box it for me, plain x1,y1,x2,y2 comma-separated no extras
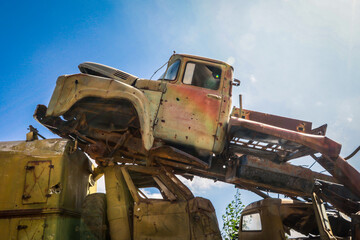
104,165,222,239
310,154,360,200
239,198,351,239
35,54,234,163
313,179,360,216
78,62,138,85
228,116,341,161
35,101,208,169
42,74,155,151
224,155,338,197
34,53,360,216
228,110,360,199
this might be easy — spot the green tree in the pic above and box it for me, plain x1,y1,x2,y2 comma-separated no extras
222,189,245,240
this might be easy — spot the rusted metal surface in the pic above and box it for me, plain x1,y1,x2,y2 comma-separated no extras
311,154,360,199
35,73,155,150
239,198,316,240
0,139,93,240
33,52,360,222
229,116,341,160
240,198,351,239
225,155,338,197
333,155,360,199
0,208,81,218
149,146,209,169
22,160,52,204
311,192,337,240
153,54,232,154
232,108,314,133
313,180,360,216
0,139,92,213
105,165,221,239
351,212,360,239
35,54,234,169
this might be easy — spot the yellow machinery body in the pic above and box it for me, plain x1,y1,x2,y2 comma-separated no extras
0,139,92,240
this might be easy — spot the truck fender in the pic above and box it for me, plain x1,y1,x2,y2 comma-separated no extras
46,74,154,150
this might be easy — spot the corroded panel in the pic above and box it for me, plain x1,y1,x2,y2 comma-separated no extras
22,161,51,205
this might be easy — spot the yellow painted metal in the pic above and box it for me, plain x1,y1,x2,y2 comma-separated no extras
104,166,133,240
0,139,91,212
0,215,82,240
212,67,233,153
106,165,221,240
46,74,155,150
17,218,45,240
23,161,51,205
134,200,190,240
188,197,222,240
154,56,226,153
239,199,290,240
0,139,93,240
311,192,336,240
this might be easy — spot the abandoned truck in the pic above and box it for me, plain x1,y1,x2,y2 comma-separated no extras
0,54,360,239
0,139,222,240
34,53,360,202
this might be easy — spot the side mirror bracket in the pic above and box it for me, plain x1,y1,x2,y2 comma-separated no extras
232,79,241,86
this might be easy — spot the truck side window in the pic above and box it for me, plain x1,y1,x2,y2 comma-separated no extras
159,59,181,81
183,62,221,90
241,212,262,231
138,187,163,199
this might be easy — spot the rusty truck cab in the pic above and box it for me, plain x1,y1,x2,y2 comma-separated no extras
239,198,292,240
104,165,222,239
239,197,352,240
154,54,234,156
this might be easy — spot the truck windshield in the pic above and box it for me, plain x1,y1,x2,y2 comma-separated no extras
158,60,181,81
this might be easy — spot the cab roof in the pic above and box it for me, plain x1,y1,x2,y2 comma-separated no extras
173,54,233,69
242,198,310,212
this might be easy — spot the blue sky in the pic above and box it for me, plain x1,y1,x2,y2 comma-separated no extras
1,0,360,228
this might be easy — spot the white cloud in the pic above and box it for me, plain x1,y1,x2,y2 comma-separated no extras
250,74,257,83
226,56,235,66
178,176,228,195
239,33,256,51
347,117,353,123
141,189,163,199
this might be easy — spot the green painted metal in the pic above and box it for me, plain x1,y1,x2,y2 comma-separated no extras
0,139,93,240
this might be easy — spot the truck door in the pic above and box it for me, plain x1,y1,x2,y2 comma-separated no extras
154,59,224,154
120,167,192,240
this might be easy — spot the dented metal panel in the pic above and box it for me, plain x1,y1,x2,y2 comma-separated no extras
0,139,91,213
31,53,360,224
231,107,313,133
17,218,45,240
0,215,83,240
40,73,155,150
225,155,337,197
228,116,341,161
0,139,93,240
105,165,221,239
154,81,222,152
22,161,52,205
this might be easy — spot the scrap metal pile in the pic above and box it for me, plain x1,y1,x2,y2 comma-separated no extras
34,53,360,238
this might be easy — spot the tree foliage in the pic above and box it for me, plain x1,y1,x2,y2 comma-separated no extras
222,189,245,240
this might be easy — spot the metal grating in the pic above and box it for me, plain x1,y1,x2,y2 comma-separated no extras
229,137,292,156
113,70,130,80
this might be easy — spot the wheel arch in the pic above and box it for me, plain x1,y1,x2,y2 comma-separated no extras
46,74,154,150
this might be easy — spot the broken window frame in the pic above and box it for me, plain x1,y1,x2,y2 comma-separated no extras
182,61,222,91
241,211,263,232
121,167,187,203
158,59,181,81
